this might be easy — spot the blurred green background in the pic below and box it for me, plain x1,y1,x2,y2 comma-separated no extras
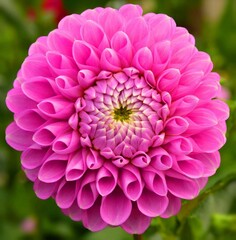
0,0,236,239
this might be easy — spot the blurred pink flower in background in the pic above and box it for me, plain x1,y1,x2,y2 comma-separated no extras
6,4,229,234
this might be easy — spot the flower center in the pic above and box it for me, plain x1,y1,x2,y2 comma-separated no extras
78,69,165,160
113,105,132,122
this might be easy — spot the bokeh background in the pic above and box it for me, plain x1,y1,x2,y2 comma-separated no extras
0,0,236,239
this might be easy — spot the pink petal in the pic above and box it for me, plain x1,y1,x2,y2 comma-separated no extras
6,88,37,114
96,162,118,196
85,148,104,169
137,188,169,217
56,180,78,209
157,68,181,92
73,40,100,73
47,29,73,56
22,77,56,102
160,193,181,218
33,122,69,146
174,156,205,178
164,136,193,155
56,76,81,99
132,151,151,168
77,172,98,209
101,187,132,226
52,130,80,154
81,20,109,50
38,153,68,183
29,36,48,55
34,179,58,199
142,167,168,196
190,128,226,153
125,17,149,50
21,55,53,79
98,8,124,39
66,150,86,181
63,201,82,221
190,152,220,177
165,170,200,199
165,116,189,135
38,96,74,119
21,146,48,169
119,4,143,20
6,122,34,151
46,51,78,78
170,95,199,116
100,48,122,72
15,109,46,131
58,14,85,39
133,47,153,72
148,14,176,43
119,165,143,201
82,198,107,231
77,69,96,89
149,147,173,170
111,31,133,66
121,203,151,234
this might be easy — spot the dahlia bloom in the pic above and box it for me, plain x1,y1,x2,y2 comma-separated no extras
6,4,229,234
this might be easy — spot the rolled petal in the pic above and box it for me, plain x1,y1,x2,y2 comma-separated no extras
101,187,132,226
82,197,107,231
46,51,78,78
6,88,37,114
6,122,34,151
77,171,98,209
149,147,173,170
164,136,193,155
56,180,78,209
15,109,46,131
38,96,74,119
66,150,86,181
165,170,200,199
33,122,69,146
73,40,100,73
77,69,96,89
52,130,80,154
22,77,56,102
125,17,149,49
100,48,122,72
63,201,82,221
165,116,189,135
85,148,104,169
21,145,49,169
133,47,153,72
119,164,143,201
190,151,220,177
142,167,168,196
96,162,118,196
55,76,81,99
157,68,181,92
121,203,151,234
111,31,133,66
38,153,68,183
47,29,73,56
81,20,109,50
34,179,58,199
173,156,205,178
137,188,169,217
132,151,151,168
98,8,124,39
160,193,181,218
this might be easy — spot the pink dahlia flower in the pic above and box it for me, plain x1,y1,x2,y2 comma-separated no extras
6,4,229,234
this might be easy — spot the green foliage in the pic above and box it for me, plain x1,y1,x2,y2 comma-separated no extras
0,0,236,239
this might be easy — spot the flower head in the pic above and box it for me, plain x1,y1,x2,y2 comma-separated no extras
6,4,229,234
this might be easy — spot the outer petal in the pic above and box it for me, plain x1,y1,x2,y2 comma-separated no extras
101,187,132,226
